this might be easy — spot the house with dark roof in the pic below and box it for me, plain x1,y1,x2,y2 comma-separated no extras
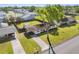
24,23,57,35
60,16,77,26
16,12,37,22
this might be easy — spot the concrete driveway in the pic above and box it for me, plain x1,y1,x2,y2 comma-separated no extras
11,33,25,54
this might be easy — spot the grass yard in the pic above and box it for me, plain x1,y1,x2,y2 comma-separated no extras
0,41,13,54
27,20,41,26
39,24,79,46
75,16,79,20
16,32,41,54
17,23,25,28
16,20,41,28
35,16,48,22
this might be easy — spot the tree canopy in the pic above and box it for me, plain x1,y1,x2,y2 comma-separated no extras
36,5,64,24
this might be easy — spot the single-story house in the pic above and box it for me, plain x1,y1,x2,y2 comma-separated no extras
24,23,57,35
0,11,6,22
0,19,17,38
21,12,36,20
59,17,77,26
0,24,17,38
24,23,41,34
16,12,37,22
13,9,29,14
0,11,6,16
0,11,17,38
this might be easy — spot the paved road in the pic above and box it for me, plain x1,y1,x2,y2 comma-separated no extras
11,33,25,54
42,36,79,54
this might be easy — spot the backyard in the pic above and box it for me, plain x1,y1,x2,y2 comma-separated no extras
16,20,41,28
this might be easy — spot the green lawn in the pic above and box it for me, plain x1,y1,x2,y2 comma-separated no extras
27,20,41,26
17,20,41,28
16,20,41,53
17,32,41,54
16,15,48,28
17,23,25,28
16,15,79,53
39,24,79,46
35,16,48,22
0,41,13,54
75,16,79,20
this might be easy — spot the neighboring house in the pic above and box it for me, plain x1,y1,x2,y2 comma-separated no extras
21,12,37,20
60,17,77,26
0,23,17,37
16,12,37,22
0,13,17,38
0,11,6,22
24,23,57,35
0,11,18,38
13,9,29,13
24,24,42,34
0,11,6,16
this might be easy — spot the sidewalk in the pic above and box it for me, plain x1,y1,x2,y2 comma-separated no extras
31,35,49,51
11,33,25,54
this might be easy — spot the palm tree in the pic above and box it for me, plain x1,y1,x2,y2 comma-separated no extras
36,5,64,54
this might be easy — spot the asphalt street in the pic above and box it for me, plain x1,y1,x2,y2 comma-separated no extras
42,36,79,54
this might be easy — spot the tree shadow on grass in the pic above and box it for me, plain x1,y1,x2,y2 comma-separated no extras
59,24,70,28
23,28,59,39
38,28,59,37
49,28,59,36
59,24,76,28
38,31,47,36
24,32,32,39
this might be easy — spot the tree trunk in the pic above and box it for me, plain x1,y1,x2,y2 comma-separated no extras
46,28,56,54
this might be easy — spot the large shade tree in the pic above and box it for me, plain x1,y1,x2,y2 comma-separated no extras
36,5,64,54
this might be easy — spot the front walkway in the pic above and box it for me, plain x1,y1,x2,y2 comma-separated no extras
11,33,25,54
31,35,49,51
25,23,49,51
